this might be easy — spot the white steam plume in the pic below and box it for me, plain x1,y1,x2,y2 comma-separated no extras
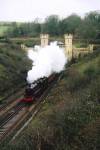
27,42,67,83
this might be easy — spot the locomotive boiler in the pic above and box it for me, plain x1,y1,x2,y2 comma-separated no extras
21,74,58,103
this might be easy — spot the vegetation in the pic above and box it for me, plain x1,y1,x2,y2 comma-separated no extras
1,11,99,41
10,37,40,47
0,41,31,101
0,10,100,150
0,22,12,36
1,49,100,150
0,26,9,36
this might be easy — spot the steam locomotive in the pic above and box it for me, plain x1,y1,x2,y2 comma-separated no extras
21,74,58,103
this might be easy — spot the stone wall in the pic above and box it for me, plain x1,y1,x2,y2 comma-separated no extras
73,44,93,58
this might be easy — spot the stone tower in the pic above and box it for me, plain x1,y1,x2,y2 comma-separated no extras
64,34,73,61
89,44,94,53
40,34,49,47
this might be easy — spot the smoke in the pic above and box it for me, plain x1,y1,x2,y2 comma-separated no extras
27,42,67,83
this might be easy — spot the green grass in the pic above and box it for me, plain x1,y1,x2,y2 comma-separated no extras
0,25,9,36
74,42,88,48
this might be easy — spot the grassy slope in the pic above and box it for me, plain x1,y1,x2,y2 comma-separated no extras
1,50,100,150
0,41,31,101
0,25,9,36
0,23,21,36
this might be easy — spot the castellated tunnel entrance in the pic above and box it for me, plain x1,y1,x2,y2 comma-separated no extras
40,34,94,61
21,34,94,62
40,34,73,61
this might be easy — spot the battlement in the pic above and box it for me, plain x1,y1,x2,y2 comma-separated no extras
64,34,73,39
40,34,49,39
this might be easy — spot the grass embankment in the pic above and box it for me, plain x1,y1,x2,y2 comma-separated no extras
0,25,9,36
1,50,100,150
0,41,31,101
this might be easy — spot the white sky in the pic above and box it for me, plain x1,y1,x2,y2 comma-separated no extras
0,0,100,22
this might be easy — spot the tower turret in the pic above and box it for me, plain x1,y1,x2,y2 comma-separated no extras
64,34,73,61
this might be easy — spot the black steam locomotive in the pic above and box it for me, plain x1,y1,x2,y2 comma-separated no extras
21,74,57,103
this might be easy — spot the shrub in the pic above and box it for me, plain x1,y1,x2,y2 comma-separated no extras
0,43,31,99
65,68,87,92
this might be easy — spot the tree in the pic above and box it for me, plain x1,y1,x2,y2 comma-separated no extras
77,11,100,39
42,15,60,36
59,14,82,35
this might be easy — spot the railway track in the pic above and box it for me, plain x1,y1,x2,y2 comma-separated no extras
0,88,25,117
0,103,24,127
0,74,61,144
0,102,26,140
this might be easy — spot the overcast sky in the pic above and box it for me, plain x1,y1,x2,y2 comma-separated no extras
0,0,100,22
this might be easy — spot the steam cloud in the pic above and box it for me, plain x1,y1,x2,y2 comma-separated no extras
27,42,67,83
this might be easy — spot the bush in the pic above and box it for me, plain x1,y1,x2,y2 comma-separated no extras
65,68,87,92
0,43,31,99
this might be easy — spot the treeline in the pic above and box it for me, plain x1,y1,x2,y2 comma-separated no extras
4,11,100,39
